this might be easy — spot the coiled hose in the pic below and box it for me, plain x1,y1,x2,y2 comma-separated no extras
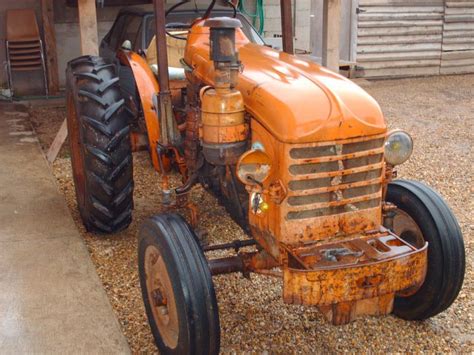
238,0,264,35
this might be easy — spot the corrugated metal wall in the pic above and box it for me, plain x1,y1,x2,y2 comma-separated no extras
355,0,474,78
440,1,474,74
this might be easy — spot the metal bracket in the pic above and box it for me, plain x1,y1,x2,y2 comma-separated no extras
320,247,364,262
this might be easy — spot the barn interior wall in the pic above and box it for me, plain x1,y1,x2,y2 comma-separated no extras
0,0,121,90
54,1,124,86
0,1,43,94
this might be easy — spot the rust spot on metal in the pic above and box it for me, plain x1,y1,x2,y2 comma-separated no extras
280,230,427,323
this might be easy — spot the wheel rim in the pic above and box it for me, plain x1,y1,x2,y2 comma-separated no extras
67,91,86,209
144,245,179,349
392,208,425,249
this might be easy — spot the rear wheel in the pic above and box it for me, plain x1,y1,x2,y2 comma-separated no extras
66,55,134,233
385,180,465,320
138,213,220,354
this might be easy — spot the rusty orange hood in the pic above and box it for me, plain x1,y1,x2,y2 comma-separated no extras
185,25,386,143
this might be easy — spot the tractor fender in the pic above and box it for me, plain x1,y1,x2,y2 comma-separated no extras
117,49,170,173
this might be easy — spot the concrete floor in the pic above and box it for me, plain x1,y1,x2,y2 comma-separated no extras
0,103,130,353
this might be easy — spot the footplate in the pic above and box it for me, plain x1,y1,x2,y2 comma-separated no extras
282,229,428,324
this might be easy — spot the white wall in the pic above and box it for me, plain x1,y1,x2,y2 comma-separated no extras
55,21,115,85
243,0,312,52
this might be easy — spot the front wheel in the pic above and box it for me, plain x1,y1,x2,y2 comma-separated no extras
385,180,465,320
138,213,220,354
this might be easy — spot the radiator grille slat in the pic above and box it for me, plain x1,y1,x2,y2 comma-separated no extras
289,162,383,181
289,177,383,196
286,135,385,220
287,199,380,220
288,191,381,211
288,183,382,206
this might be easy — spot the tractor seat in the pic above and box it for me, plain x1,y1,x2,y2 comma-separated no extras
147,32,187,81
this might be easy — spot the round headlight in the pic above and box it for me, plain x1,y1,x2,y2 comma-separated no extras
384,130,413,166
236,148,272,186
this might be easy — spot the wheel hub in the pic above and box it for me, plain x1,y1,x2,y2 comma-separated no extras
151,288,167,307
144,246,179,348
391,208,425,249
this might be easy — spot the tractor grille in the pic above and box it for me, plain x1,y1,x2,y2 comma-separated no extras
285,135,385,220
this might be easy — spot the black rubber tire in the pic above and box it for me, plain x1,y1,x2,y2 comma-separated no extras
66,55,134,234
138,213,220,354
386,180,465,320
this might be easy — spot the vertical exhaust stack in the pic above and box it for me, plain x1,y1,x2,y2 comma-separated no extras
153,0,179,146
200,18,248,165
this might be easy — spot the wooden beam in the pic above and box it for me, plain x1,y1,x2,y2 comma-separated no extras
77,0,99,55
47,0,99,164
281,0,294,54
46,119,68,164
41,0,59,95
322,0,341,72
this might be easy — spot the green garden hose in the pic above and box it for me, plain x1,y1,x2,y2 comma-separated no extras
238,0,264,35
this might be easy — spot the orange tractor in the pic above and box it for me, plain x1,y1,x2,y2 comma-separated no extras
66,1,465,353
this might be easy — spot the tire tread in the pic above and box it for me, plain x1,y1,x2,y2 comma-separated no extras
66,55,133,234
138,214,220,354
388,180,465,320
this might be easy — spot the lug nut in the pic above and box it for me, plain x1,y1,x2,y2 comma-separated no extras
152,289,166,307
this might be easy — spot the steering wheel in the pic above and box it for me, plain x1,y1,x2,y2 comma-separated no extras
163,0,236,40
165,22,190,40
164,1,194,40
165,0,237,21
165,22,191,30
165,1,191,19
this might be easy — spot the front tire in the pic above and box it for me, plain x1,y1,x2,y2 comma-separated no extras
138,213,220,354
66,55,134,233
385,180,465,320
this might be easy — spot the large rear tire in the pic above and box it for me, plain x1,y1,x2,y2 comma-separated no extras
66,55,134,233
138,213,220,354
385,180,465,320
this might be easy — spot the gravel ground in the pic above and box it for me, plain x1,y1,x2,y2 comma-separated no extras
29,74,473,353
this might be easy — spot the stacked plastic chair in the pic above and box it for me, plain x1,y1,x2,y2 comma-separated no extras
5,9,48,97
